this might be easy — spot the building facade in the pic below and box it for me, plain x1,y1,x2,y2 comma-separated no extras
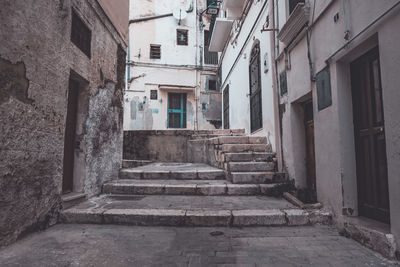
213,0,400,258
124,0,222,130
0,0,128,246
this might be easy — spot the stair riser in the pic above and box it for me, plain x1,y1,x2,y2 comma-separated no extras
220,144,271,153
103,184,262,196
211,136,267,145
61,209,332,227
227,162,276,172
119,171,226,180
223,153,274,162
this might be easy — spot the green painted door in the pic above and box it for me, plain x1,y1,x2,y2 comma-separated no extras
168,93,187,128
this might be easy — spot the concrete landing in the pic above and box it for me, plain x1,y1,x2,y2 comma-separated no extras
61,195,331,227
1,224,396,267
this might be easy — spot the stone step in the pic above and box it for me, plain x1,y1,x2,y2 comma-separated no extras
122,160,153,168
119,163,225,180
210,136,267,145
102,179,284,196
220,144,271,153
227,162,275,172
61,195,331,227
224,152,275,162
230,172,287,184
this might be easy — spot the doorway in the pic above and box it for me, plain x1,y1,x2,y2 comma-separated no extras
249,42,263,132
304,101,317,202
62,79,79,193
350,47,390,223
167,93,187,129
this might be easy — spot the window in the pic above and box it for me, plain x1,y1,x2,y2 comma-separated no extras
223,86,229,129
177,29,188,46
150,44,161,59
150,90,158,100
280,71,288,96
288,0,305,15
71,10,91,58
209,80,217,91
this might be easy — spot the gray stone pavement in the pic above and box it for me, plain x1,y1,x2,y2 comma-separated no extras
0,224,398,267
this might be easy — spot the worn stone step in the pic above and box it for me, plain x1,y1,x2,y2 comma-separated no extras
210,136,267,145
220,144,271,153
227,162,275,172
230,172,287,184
103,180,270,196
224,152,275,162
122,160,153,168
60,195,331,227
119,163,225,180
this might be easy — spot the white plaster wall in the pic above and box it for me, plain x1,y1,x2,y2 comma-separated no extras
125,0,221,130
220,0,276,149
276,0,400,244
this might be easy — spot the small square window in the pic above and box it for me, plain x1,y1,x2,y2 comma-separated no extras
150,90,158,100
288,0,305,15
177,29,188,46
208,80,217,91
71,10,91,58
150,44,161,59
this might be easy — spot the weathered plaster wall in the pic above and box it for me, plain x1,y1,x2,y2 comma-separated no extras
276,0,400,247
0,0,125,246
124,0,221,131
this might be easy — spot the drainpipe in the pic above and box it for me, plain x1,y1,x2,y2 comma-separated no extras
271,0,284,172
194,0,199,130
306,26,316,82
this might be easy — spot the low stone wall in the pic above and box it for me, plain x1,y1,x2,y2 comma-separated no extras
123,130,195,162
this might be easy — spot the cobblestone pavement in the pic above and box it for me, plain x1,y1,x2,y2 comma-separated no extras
0,224,397,267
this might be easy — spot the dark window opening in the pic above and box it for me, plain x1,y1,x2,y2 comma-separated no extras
150,44,161,59
208,79,217,91
177,29,188,46
150,90,158,100
71,10,92,58
288,0,305,15
204,30,218,65
280,71,288,96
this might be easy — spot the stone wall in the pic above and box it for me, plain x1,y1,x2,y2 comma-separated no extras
0,0,126,246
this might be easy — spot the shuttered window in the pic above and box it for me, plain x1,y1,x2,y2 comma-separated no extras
150,44,161,59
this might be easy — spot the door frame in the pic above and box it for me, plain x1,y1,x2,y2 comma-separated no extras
62,78,79,193
249,41,263,133
350,46,390,223
167,92,187,129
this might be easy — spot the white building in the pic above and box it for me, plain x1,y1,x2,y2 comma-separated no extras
212,0,400,258
124,0,222,130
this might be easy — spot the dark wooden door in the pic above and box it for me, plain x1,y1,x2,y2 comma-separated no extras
223,86,230,129
249,43,263,132
304,101,317,199
62,79,79,193
350,47,390,223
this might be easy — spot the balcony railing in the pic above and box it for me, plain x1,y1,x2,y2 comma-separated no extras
204,46,218,65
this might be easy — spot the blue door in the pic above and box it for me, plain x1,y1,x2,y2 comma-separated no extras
168,93,187,128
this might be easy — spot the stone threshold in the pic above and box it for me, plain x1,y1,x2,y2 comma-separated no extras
340,216,399,260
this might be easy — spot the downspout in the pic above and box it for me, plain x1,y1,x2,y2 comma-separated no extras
306,26,316,82
272,0,284,172
195,0,199,130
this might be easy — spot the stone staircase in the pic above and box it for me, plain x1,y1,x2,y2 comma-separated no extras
61,130,331,227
